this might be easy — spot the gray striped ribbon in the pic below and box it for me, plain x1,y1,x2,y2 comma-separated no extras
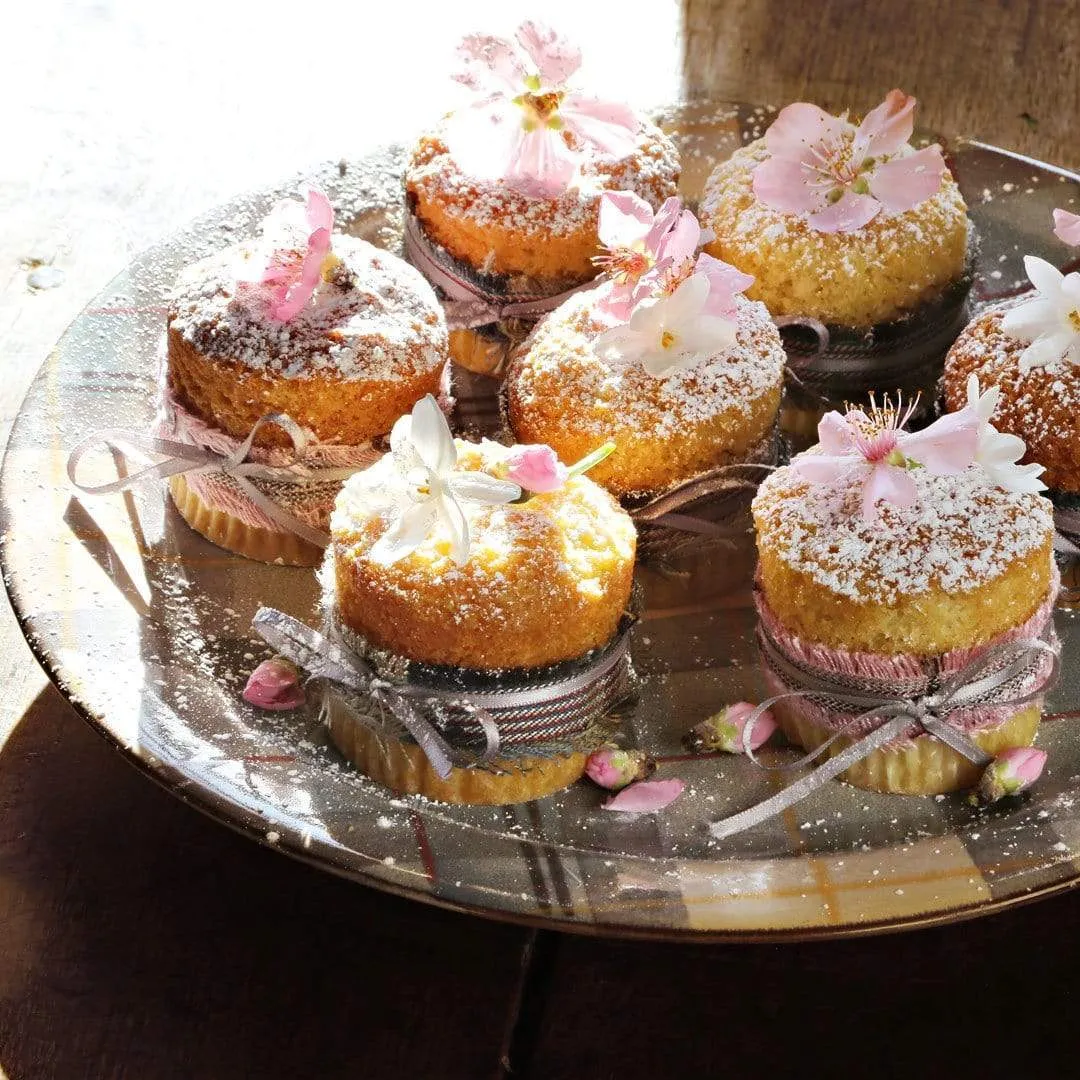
403,213,592,330
67,414,366,548
710,623,1060,840
251,606,635,779
1054,504,1080,557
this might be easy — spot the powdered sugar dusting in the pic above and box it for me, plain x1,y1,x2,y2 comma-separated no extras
507,287,785,436
168,235,447,382
753,464,1054,603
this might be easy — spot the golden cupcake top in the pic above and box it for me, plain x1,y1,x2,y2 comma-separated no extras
753,397,1053,605
702,91,969,326
168,188,446,383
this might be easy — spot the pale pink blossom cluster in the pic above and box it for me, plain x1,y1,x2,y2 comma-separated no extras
752,90,946,233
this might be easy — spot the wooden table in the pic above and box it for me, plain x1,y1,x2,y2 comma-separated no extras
3,2,1079,1076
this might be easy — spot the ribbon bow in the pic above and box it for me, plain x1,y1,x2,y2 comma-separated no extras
710,624,1060,839
252,607,498,778
67,414,366,548
404,214,591,331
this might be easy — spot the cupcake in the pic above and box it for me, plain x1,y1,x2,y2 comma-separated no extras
323,395,637,804
702,91,971,434
751,398,1058,794
164,187,449,566
942,213,1080,549
404,20,679,375
504,193,786,558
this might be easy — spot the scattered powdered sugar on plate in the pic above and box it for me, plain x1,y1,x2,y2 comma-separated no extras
754,465,1054,602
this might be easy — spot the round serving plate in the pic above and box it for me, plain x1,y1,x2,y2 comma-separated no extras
5,102,1080,942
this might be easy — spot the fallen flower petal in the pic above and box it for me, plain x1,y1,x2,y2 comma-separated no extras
603,778,686,814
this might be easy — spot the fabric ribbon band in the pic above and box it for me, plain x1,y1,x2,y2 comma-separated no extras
709,622,1060,840
403,213,592,331
250,606,635,779
773,268,973,407
628,429,779,558
67,414,363,549
1054,504,1080,557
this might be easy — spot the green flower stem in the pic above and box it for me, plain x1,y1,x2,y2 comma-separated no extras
567,441,616,479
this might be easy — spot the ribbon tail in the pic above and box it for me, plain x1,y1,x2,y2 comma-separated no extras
710,715,910,840
374,690,457,780
231,474,331,549
251,608,367,689
67,429,217,494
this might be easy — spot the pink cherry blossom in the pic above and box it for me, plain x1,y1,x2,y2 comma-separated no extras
243,657,305,711
791,396,979,521
240,186,335,323
1054,208,1080,246
594,193,753,322
504,444,570,493
444,21,639,198
752,90,947,233
602,778,686,814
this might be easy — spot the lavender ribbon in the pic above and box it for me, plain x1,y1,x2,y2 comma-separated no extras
710,626,1060,840
251,607,634,779
67,414,363,549
403,213,592,330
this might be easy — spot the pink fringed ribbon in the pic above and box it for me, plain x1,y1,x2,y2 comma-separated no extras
710,584,1060,840
403,213,593,330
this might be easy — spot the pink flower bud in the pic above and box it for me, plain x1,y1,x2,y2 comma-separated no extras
504,445,570,494
242,657,305,711
973,746,1047,805
585,745,655,791
683,702,777,754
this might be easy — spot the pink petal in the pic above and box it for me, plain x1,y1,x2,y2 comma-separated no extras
854,89,916,158
898,409,978,474
861,463,916,521
304,186,334,234
817,411,857,456
752,155,828,216
807,190,881,233
867,145,946,214
765,101,851,159
595,284,636,323
694,253,753,318
453,33,524,94
654,207,702,266
270,226,330,322
1054,208,1080,246
644,196,682,252
514,20,581,88
790,454,863,485
505,126,579,197
602,778,686,814
597,191,653,250
561,95,640,160
445,101,531,183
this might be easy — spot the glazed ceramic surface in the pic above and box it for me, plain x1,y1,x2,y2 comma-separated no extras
5,103,1080,940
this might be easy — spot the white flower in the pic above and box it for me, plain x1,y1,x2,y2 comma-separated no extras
966,374,1046,493
1000,256,1080,372
368,396,521,567
593,274,738,377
